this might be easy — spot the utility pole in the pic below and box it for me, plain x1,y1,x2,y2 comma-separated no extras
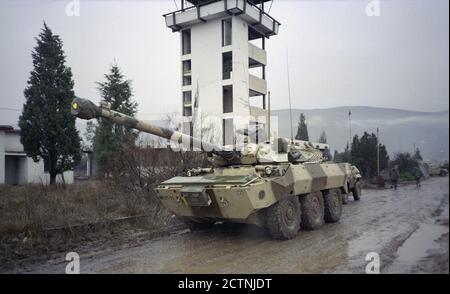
267,91,271,141
348,109,352,162
377,127,380,177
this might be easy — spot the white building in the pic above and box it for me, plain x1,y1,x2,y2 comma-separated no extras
0,125,73,185
164,0,280,146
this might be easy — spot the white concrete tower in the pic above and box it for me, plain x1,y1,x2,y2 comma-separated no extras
164,0,280,147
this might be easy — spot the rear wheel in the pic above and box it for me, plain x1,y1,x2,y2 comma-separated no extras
300,191,325,230
323,189,342,223
266,196,301,240
351,181,362,201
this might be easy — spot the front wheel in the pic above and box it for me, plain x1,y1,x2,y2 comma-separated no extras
351,181,362,201
265,196,301,240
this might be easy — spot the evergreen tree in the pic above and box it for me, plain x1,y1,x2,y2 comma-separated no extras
391,152,418,174
295,113,309,141
92,63,138,175
333,150,340,162
413,148,423,161
19,23,81,185
318,130,327,144
349,132,389,177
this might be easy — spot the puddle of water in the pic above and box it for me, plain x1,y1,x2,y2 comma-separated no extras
388,223,448,273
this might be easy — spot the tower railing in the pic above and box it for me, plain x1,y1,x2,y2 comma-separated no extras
163,0,281,30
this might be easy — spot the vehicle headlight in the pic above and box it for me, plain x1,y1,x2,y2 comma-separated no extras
264,166,273,176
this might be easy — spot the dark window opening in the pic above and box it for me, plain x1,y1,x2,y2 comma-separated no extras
182,60,192,86
222,85,233,113
182,29,191,55
183,91,192,105
183,91,192,116
183,106,192,117
222,18,232,46
222,52,232,80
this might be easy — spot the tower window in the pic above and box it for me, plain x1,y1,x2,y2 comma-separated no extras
182,60,192,86
222,85,233,113
222,52,232,80
222,18,232,47
183,91,192,105
223,118,234,146
182,29,191,55
183,106,192,117
183,91,192,116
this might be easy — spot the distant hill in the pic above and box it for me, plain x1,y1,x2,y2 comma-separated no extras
271,107,449,162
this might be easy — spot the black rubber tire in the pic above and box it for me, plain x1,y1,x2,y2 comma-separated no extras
265,196,301,240
351,181,362,201
342,193,349,205
300,191,325,230
180,217,215,231
323,189,342,223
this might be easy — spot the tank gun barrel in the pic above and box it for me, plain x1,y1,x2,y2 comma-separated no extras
70,97,235,159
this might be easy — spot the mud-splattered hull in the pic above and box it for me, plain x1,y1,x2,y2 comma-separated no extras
156,162,357,227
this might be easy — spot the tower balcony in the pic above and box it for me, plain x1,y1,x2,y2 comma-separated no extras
249,74,267,96
248,42,266,68
163,0,280,37
249,106,267,119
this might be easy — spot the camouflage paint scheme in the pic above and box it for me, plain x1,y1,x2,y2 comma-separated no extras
156,162,359,227
71,97,362,228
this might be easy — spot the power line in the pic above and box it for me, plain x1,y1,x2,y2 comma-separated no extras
268,0,274,14
0,107,21,112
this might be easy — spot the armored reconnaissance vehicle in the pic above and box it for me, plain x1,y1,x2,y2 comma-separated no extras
71,97,362,239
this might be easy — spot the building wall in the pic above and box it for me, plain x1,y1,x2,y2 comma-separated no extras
4,132,23,152
186,16,252,146
0,129,74,185
231,16,252,137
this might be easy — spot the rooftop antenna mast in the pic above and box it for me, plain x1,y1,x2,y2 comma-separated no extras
286,49,294,143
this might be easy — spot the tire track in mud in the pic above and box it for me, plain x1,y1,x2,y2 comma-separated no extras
9,177,450,274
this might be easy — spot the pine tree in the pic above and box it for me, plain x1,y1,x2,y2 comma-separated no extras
333,150,340,162
295,113,309,141
92,63,138,175
349,132,389,177
19,23,81,185
413,148,423,161
318,130,327,144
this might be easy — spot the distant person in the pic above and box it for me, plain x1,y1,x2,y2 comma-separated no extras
322,146,331,161
389,166,400,190
413,166,423,188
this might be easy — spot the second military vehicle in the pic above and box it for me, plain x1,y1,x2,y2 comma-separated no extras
71,97,362,239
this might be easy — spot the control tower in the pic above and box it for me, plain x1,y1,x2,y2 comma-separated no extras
163,0,280,146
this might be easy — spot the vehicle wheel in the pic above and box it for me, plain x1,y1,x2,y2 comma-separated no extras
323,189,342,223
179,217,215,231
342,193,349,205
265,196,301,240
351,181,362,201
300,191,325,230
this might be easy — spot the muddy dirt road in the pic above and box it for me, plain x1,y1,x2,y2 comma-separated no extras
13,177,449,274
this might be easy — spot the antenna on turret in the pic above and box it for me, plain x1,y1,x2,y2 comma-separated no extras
286,49,294,143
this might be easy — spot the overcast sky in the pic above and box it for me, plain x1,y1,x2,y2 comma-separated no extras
0,0,448,126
